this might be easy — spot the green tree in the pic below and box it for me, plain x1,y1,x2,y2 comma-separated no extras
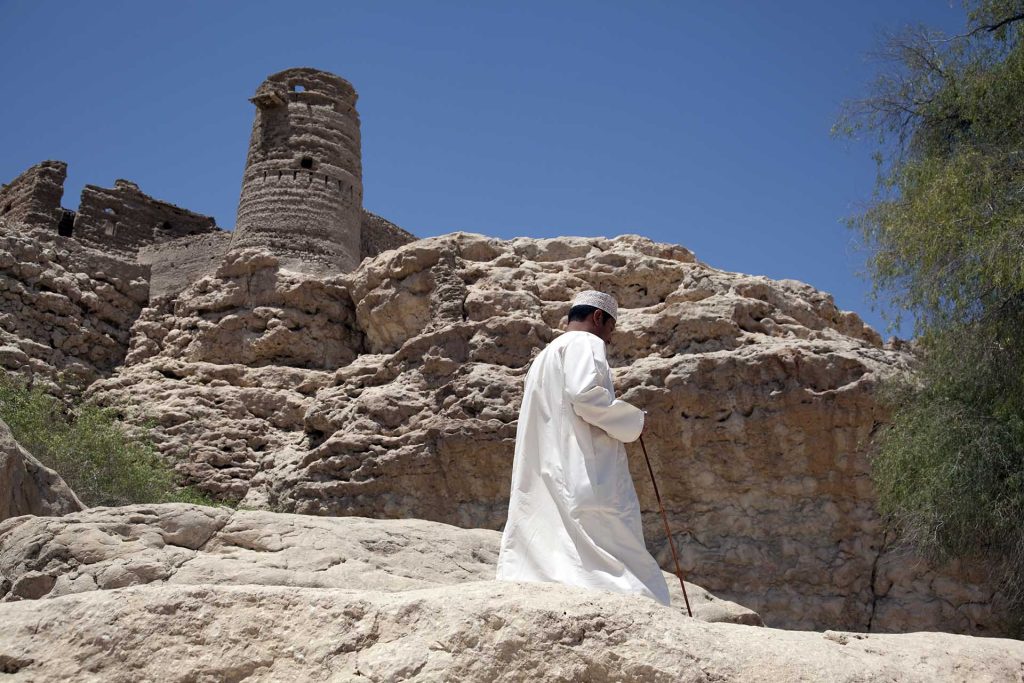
836,1,1024,633
0,375,214,508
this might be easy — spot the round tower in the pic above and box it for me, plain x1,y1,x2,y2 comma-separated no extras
230,68,363,274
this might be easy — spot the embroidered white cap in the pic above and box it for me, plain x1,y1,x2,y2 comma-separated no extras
571,290,618,320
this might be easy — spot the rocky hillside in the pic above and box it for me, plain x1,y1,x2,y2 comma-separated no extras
1,504,1021,682
0,219,1008,635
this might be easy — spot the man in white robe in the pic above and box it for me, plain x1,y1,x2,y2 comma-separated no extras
496,290,671,606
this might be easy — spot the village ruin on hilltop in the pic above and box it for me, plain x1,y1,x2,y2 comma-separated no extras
0,67,415,298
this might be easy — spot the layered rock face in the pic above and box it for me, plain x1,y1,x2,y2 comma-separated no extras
0,505,1021,683
86,232,1006,634
0,221,149,393
91,249,361,497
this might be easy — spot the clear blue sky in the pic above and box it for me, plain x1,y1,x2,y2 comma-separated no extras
0,1,966,338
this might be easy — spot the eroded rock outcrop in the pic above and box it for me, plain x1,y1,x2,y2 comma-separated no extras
81,232,1008,635
0,418,82,523
89,250,357,497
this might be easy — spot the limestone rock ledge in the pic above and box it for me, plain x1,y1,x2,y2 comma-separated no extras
1,505,1022,682
0,504,755,626
0,582,1021,682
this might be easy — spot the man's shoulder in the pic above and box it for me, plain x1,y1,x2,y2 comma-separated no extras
540,331,585,355
554,330,599,344
531,333,603,372
559,330,604,354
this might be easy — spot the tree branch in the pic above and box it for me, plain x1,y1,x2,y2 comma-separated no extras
966,12,1024,38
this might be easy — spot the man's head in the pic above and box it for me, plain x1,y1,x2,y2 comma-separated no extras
566,290,618,343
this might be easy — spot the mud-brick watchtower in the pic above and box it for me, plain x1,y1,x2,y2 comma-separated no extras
230,68,363,274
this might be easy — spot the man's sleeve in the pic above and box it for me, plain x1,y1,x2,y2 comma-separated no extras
563,334,645,443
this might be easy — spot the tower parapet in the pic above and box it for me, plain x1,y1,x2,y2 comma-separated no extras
230,68,363,275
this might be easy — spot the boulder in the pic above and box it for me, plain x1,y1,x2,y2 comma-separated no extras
0,504,757,626
0,581,1022,682
1,504,1021,682
0,418,82,522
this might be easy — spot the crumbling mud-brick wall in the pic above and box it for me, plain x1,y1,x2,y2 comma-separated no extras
230,68,364,275
140,209,414,299
73,180,218,256
361,210,416,260
0,161,67,229
138,231,232,299
0,221,150,394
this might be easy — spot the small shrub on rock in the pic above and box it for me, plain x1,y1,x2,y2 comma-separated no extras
0,375,213,507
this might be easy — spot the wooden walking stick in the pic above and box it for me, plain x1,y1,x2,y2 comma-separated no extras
639,433,693,617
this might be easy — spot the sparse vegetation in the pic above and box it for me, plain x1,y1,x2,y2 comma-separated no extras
0,375,215,507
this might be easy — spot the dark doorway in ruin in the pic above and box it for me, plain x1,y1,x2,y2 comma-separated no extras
57,210,75,237
300,157,314,169
161,221,173,231
2,203,11,215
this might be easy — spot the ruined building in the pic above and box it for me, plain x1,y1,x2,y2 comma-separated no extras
227,67,413,274
230,68,364,275
0,162,218,256
0,67,416,297
0,160,67,230
74,180,218,255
